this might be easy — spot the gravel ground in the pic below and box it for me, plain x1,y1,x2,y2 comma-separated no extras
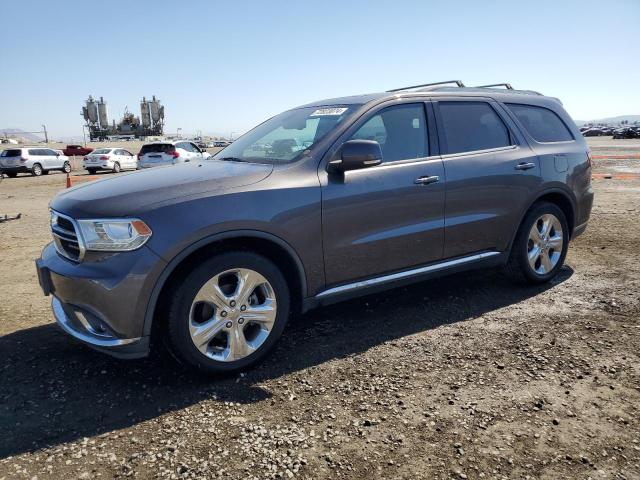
0,139,639,480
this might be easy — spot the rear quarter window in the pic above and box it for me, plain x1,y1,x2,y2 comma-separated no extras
506,103,574,143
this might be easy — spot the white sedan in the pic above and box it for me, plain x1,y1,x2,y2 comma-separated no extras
83,148,137,173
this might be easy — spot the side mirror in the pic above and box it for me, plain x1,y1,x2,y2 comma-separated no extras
328,140,382,173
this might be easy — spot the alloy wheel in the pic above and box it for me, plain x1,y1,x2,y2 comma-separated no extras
188,268,277,362
527,213,564,275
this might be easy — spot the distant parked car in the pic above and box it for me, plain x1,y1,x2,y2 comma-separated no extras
582,128,604,137
612,127,640,139
83,148,137,174
63,145,94,156
0,147,70,177
137,141,211,169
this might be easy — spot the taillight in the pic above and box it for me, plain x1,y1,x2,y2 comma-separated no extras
169,150,180,159
100,155,109,160
20,157,27,162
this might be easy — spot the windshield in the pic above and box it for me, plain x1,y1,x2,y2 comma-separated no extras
213,105,355,164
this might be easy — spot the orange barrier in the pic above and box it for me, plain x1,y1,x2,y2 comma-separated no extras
591,154,640,159
592,173,640,180
66,172,101,188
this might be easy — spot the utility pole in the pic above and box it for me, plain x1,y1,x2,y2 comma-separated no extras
41,124,48,144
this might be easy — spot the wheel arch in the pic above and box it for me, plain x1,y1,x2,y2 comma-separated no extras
508,187,577,253
143,230,307,337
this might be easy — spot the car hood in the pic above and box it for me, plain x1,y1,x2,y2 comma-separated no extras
51,160,273,218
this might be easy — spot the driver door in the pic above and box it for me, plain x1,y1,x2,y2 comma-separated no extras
320,102,445,287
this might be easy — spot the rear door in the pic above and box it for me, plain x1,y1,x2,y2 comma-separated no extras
433,98,540,258
320,101,445,286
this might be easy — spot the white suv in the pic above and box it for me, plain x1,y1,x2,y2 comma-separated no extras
0,147,71,177
137,141,210,169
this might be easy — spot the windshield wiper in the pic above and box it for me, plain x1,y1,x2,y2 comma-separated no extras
217,156,246,162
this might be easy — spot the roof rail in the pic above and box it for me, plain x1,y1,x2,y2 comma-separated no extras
475,83,514,89
388,80,465,92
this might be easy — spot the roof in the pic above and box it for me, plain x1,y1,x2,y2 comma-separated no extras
301,82,560,109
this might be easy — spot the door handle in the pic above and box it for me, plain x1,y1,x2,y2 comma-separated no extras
414,175,439,185
515,162,535,171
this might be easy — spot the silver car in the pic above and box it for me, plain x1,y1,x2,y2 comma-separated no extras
0,147,71,177
137,141,210,169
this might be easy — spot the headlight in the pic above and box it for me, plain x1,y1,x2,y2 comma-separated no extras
77,218,152,252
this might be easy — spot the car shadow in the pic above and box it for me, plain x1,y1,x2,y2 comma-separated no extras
0,266,573,458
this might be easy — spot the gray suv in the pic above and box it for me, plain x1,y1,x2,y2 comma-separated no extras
36,80,594,374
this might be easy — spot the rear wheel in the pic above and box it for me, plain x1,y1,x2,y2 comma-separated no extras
166,252,291,374
62,161,71,173
31,163,42,176
113,162,121,173
6,172,17,178
504,202,568,284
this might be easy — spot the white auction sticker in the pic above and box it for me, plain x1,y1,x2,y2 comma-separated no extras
310,107,348,116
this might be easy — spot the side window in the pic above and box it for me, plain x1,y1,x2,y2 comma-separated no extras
28,149,41,156
438,101,512,155
506,103,574,143
190,143,201,152
349,103,428,162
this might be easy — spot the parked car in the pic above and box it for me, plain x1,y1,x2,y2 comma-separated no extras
612,127,640,139
83,148,137,173
36,81,593,374
137,141,211,169
0,147,70,177
213,141,230,147
63,144,94,156
581,127,604,137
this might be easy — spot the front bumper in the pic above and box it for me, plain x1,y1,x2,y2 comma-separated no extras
36,242,166,359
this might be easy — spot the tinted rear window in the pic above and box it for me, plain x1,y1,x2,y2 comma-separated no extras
140,144,174,154
1,149,21,157
506,103,574,143
438,101,511,154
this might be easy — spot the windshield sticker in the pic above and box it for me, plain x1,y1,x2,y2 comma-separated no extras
310,107,348,116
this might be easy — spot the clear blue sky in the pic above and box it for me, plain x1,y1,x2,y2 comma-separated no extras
1,0,638,139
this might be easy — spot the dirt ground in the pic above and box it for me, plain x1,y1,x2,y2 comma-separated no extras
0,139,639,480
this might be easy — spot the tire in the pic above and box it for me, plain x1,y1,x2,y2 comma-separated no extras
504,202,569,284
6,171,18,178
113,162,121,173
62,162,71,173
31,163,43,176
42,169,50,175
87,168,97,175
166,251,291,374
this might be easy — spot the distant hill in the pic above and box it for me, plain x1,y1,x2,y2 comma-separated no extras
0,128,43,142
575,115,640,126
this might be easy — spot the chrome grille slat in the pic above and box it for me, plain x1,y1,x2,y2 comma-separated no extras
50,210,84,262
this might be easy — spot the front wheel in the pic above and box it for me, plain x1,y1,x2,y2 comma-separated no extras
504,202,569,284
166,251,291,374
112,162,121,173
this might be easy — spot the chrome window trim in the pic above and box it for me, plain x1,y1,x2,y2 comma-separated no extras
316,251,500,299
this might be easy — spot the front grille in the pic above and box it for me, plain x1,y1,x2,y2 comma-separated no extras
51,211,83,261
